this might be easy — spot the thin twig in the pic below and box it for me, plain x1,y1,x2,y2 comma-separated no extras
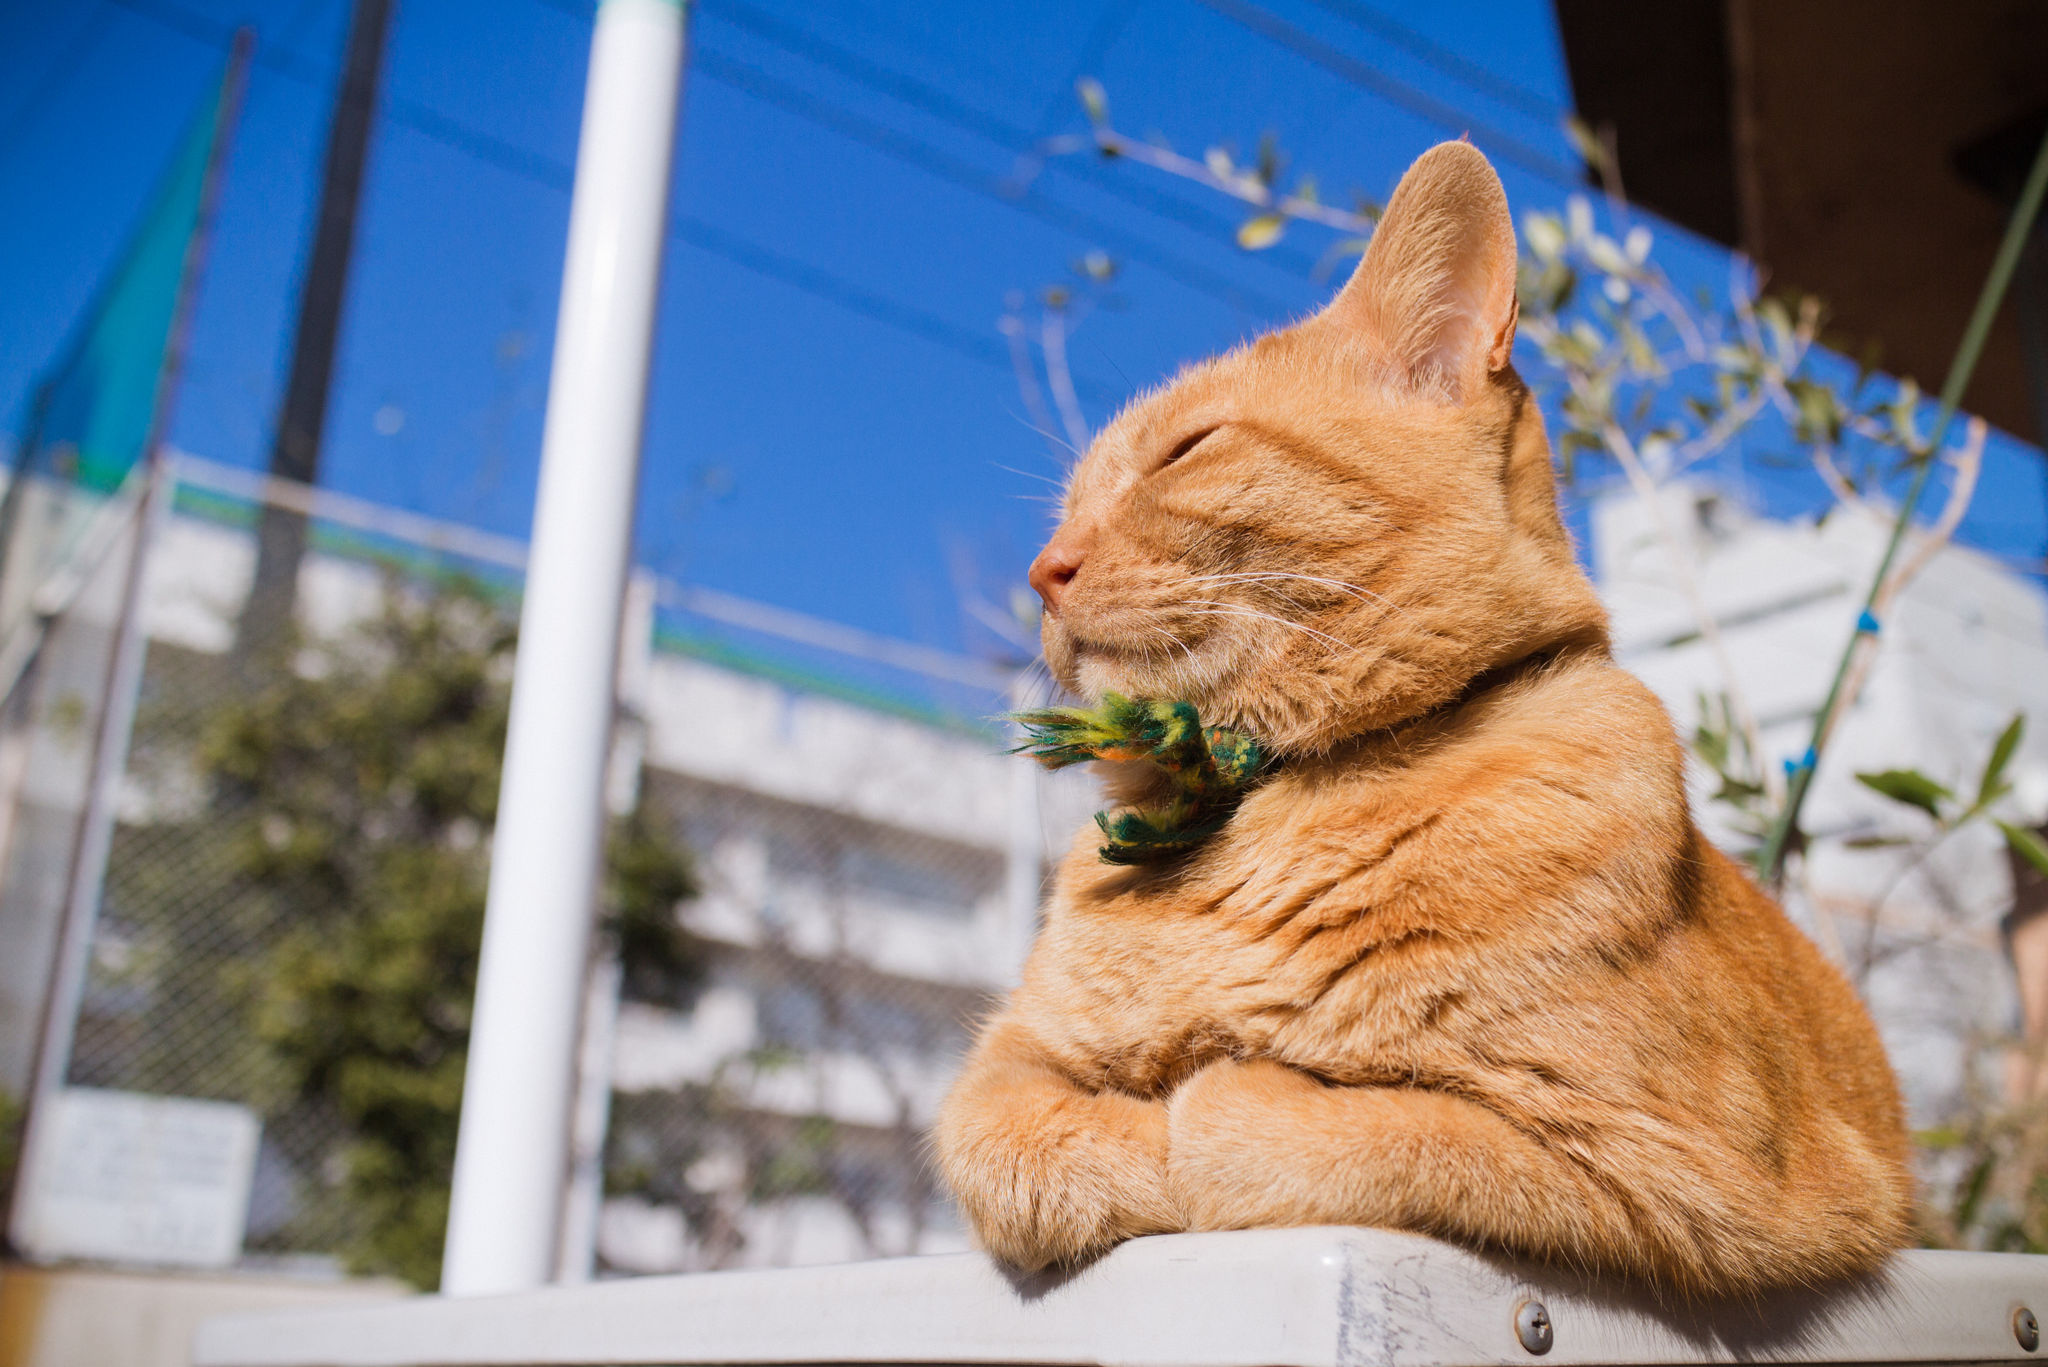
1041,305,1092,456
1086,128,1374,234
999,313,1070,465
1599,421,1780,803
1816,420,1986,759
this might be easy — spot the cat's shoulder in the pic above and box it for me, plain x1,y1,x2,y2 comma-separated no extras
1300,648,1689,840
1435,647,1681,768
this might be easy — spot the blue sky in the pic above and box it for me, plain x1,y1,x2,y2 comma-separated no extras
2,0,2042,688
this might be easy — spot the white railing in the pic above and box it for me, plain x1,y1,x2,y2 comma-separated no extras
195,1228,2048,1367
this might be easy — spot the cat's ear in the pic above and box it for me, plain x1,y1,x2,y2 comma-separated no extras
1321,140,1519,401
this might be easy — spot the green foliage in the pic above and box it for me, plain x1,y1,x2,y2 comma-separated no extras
1920,1085,2048,1253
1856,768,1954,819
1854,716,2044,877
2002,822,2048,878
606,802,704,1006
752,1114,840,1201
1689,691,1770,843
1981,714,2026,809
201,576,698,1288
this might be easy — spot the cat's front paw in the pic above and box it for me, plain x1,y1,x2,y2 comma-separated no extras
1165,1058,1320,1229
937,1089,1177,1270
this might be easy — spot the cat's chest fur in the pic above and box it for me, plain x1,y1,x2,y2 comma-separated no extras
1016,765,1484,1097
1006,660,1688,1101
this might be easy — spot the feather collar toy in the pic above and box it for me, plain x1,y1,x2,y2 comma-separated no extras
1011,693,1271,865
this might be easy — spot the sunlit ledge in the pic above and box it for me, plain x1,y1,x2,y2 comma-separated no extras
194,1226,2048,1367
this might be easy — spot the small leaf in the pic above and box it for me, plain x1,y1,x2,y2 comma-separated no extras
1236,214,1287,250
2001,821,2048,877
1074,249,1117,282
1855,768,1952,818
1523,211,1566,261
1978,713,2025,809
1566,195,1594,243
1757,297,1794,355
1842,835,1911,850
1075,77,1108,125
1914,1124,1965,1151
1563,116,1605,172
1584,233,1629,276
1888,377,1923,448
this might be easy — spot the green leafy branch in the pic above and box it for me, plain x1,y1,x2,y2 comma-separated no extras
1855,714,2048,877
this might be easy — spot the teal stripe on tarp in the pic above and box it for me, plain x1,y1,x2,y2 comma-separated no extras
26,70,229,493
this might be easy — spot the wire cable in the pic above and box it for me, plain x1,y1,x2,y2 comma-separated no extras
0,2,118,166
691,47,1296,318
543,0,1325,281
1298,0,1568,124
1190,0,1584,191
96,0,1123,397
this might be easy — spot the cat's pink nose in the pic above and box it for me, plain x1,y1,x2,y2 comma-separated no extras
1030,531,1090,614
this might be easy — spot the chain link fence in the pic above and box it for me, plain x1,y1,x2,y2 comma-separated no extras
0,456,1069,1283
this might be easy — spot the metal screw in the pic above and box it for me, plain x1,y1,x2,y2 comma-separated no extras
1515,1300,1554,1356
2017,1307,2040,1353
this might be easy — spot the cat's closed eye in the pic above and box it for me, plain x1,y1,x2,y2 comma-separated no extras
1160,426,1221,470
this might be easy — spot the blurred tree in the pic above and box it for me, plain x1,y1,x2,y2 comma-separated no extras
197,576,698,1287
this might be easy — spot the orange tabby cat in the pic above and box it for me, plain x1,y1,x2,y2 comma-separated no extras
933,142,1911,1297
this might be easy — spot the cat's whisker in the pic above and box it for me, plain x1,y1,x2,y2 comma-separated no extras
994,463,1067,492
1146,619,1200,670
1142,624,1192,671
1004,411,1086,465
1189,570,1376,602
1129,605,1200,663
1183,601,1355,655
1187,571,1415,622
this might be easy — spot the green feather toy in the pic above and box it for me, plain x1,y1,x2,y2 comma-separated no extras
1010,693,1270,865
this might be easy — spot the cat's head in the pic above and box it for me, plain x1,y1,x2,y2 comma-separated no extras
1031,141,1609,756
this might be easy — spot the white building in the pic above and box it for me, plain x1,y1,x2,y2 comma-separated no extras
596,651,1057,1272
1591,481,2048,1120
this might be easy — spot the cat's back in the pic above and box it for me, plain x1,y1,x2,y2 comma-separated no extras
1688,836,1911,1164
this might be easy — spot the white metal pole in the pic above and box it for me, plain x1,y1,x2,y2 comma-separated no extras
441,0,685,1297
7,459,172,1255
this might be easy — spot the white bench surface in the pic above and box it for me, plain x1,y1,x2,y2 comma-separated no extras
194,1227,2048,1367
